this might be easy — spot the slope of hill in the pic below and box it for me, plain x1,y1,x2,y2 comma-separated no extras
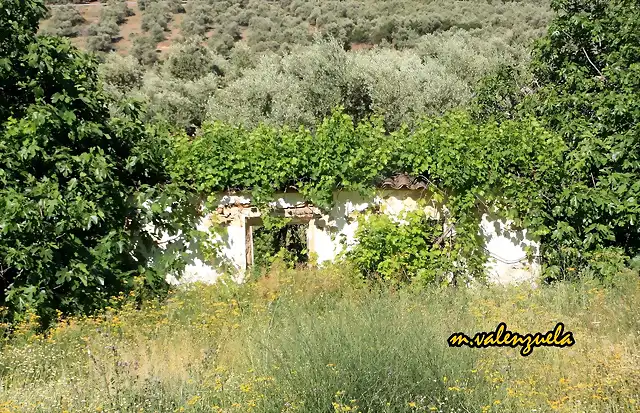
40,0,552,57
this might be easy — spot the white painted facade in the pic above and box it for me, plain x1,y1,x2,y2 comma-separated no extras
170,189,540,285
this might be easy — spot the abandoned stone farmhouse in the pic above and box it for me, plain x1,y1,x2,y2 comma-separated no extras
169,174,540,285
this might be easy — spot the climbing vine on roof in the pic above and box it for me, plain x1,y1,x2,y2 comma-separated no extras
170,108,564,282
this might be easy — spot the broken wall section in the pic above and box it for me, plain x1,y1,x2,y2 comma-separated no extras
169,189,540,285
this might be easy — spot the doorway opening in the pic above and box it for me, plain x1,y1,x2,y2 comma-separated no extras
246,218,309,274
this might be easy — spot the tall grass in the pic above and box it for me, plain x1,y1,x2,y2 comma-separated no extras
0,262,638,412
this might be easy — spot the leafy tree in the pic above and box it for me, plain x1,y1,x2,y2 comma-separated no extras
472,0,640,279
148,21,168,43
101,0,134,25
139,72,220,131
208,33,235,56
471,64,531,122
0,0,197,326
87,32,115,52
85,5,122,53
141,1,172,32
521,0,640,279
87,19,119,38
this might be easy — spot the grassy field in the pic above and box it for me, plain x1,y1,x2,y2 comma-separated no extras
1,262,639,412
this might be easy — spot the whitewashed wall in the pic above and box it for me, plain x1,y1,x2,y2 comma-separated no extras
169,190,540,285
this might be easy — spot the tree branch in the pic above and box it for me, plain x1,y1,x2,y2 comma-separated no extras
582,47,606,82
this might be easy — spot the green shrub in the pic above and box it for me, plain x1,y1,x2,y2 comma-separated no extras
101,0,133,25
347,209,459,286
207,54,315,128
141,2,172,32
208,39,472,130
86,31,114,52
180,1,212,37
98,53,145,96
138,71,220,130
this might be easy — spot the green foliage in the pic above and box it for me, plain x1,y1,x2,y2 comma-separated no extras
348,209,463,286
0,0,199,326
164,38,224,81
98,53,145,97
88,0,552,130
86,32,115,52
130,34,159,65
171,108,562,283
207,39,475,130
84,0,133,53
141,1,172,32
174,0,550,55
473,0,640,280
251,222,308,274
180,1,213,37
40,5,85,38
136,71,220,131
172,109,394,209
471,64,532,122
101,0,133,26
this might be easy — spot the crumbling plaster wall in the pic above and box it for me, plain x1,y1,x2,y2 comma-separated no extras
171,189,540,285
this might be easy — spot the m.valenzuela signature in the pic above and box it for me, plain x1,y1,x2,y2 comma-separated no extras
447,322,575,356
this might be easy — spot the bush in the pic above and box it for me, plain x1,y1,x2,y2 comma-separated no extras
98,53,145,96
86,7,121,52
208,32,235,56
86,32,114,52
208,39,471,130
207,55,315,128
87,19,119,37
147,21,167,42
347,209,459,286
138,71,220,130
141,1,172,32
101,0,133,25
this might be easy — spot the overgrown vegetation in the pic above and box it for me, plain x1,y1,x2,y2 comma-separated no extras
0,264,638,412
348,209,461,286
171,109,563,282
0,0,198,326
1,1,639,410
2,0,639,370
169,0,640,283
